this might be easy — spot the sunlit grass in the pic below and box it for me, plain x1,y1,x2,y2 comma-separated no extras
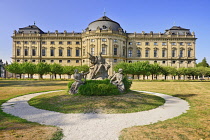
120,82,210,140
0,80,69,140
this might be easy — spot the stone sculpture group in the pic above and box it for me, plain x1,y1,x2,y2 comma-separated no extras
69,52,125,94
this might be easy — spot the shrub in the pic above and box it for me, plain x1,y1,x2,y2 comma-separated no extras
67,78,132,96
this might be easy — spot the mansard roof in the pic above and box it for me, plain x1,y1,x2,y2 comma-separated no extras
18,24,44,34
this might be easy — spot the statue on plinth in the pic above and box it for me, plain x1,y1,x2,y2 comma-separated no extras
87,52,110,80
69,69,89,94
110,68,125,93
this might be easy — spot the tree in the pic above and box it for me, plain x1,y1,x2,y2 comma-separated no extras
36,62,50,79
63,66,75,79
22,62,37,78
197,67,208,79
149,63,162,80
178,67,188,80
114,62,129,75
50,63,63,79
168,67,177,80
161,66,171,80
197,57,209,67
5,62,23,78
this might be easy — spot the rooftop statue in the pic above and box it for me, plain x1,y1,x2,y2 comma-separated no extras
87,52,110,80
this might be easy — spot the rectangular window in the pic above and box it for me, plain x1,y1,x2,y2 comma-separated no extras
145,50,149,57
180,61,183,64
59,41,63,45
162,42,167,46
50,41,55,45
154,42,158,46
42,41,46,44
137,50,141,57
188,50,191,57
128,42,132,45
136,42,141,45
76,49,80,56
113,39,117,43
91,48,94,55
67,49,71,56
171,42,176,45
17,49,20,56
17,59,20,62
114,59,117,63
32,60,35,62
180,50,183,57
162,61,165,64
154,50,158,57
76,60,79,63
24,41,28,44
102,47,106,55
59,49,63,56
32,41,36,44
76,41,80,45
32,49,36,56
51,60,54,63
50,49,54,56
187,42,192,46
180,42,184,45
67,41,71,45
145,42,149,46
114,48,117,55
17,41,21,44
59,60,62,63
91,39,95,42
162,50,166,57
42,60,46,62
24,49,28,56
172,50,176,57
128,50,132,57
42,49,46,56
102,38,107,42
172,61,176,64
188,61,191,64
67,60,71,63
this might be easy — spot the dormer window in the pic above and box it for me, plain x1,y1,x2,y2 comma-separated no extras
102,25,107,29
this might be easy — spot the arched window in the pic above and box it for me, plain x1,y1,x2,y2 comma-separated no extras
172,48,176,57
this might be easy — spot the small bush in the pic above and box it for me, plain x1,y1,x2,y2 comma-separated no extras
67,78,132,96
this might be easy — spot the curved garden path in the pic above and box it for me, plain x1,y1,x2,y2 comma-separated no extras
2,90,190,140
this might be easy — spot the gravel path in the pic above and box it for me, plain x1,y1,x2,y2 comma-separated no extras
2,90,190,140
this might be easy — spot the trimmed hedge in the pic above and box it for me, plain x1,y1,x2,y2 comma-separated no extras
67,78,132,96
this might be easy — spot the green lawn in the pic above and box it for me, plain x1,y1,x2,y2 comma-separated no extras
29,90,165,114
120,82,210,140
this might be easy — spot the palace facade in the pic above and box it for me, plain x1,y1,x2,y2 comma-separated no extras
12,16,197,75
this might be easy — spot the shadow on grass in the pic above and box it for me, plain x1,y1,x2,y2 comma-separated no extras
0,81,68,87
173,94,197,100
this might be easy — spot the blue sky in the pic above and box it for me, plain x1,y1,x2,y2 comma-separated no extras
0,0,210,64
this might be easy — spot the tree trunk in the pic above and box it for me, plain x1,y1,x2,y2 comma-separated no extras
54,74,56,79
164,75,167,80
59,74,62,79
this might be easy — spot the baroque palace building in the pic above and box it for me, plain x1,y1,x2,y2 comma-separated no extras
12,15,196,75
